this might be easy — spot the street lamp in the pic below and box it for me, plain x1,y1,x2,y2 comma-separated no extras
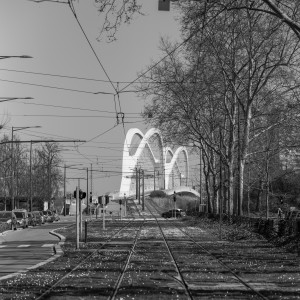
11,126,41,210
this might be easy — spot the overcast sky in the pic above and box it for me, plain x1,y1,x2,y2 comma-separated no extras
0,0,186,195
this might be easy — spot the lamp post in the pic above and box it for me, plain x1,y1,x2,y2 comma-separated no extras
11,126,41,210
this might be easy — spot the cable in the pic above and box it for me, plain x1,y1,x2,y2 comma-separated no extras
67,0,117,94
84,124,119,144
3,114,142,119
0,78,113,95
20,101,141,115
0,68,183,84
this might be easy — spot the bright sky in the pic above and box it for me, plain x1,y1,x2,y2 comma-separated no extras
0,0,182,196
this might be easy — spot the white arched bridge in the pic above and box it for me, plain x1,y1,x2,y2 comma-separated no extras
119,128,198,197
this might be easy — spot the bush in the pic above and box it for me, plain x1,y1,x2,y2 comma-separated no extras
149,190,167,198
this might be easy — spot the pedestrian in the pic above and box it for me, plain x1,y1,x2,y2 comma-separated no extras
278,207,283,219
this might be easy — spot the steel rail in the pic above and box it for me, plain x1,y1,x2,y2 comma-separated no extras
108,220,146,300
35,219,136,300
144,202,194,300
147,198,269,300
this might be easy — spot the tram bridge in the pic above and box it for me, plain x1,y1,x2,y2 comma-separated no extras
119,128,192,197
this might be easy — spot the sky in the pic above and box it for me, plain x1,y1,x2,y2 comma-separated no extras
0,0,198,196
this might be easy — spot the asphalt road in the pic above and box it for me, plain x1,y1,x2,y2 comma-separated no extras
0,217,73,280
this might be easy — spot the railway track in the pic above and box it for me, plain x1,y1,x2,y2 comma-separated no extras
146,198,269,300
2,198,286,299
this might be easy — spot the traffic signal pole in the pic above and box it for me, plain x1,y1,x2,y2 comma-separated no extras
76,186,79,249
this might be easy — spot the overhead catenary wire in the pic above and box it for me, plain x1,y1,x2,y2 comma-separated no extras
67,0,117,95
0,78,113,95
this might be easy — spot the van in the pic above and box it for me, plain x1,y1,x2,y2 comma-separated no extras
12,209,28,229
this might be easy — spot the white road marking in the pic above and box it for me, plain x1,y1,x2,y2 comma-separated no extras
41,244,54,247
17,245,30,248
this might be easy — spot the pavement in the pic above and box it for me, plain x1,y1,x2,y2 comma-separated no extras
0,215,73,281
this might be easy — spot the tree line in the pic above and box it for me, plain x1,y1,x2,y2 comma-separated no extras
137,1,300,216
0,135,63,210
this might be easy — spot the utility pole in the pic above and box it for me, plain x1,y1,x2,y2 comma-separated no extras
153,169,156,191
142,170,145,211
135,167,138,200
76,186,79,249
90,163,93,197
64,164,66,216
86,167,89,218
138,168,141,205
199,147,202,212
29,141,33,211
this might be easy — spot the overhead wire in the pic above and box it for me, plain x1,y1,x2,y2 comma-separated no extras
0,78,113,95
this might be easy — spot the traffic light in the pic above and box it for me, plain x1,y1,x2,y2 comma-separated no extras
98,196,103,205
105,195,110,205
119,199,122,205
73,189,86,199
173,191,176,202
79,190,86,200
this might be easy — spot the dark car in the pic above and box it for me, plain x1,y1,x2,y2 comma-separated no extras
0,211,17,230
28,212,37,227
162,209,186,218
32,211,43,225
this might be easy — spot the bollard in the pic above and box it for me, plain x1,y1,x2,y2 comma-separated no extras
85,220,87,243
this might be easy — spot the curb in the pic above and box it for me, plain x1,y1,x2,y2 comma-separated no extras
0,229,66,282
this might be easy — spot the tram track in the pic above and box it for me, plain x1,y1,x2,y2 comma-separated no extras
36,219,138,300
146,198,269,300
1,198,292,299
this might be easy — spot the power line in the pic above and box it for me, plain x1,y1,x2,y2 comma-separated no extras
67,0,117,95
20,101,141,115
0,78,113,95
0,67,183,84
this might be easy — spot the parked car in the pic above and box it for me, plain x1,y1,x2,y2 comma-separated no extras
13,209,29,229
52,210,60,222
0,211,17,230
32,211,44,225
27,212,37,227
162,209,186,218
43,210,55,222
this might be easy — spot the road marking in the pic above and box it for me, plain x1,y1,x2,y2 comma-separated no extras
0,245,7,248
17,245,30,248
41,244,54,247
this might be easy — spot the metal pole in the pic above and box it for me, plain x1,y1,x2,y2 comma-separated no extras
29,141,32,211
199,148,202,212
78,179,82,240
11,127,14,210
86,167,89,217
136,167,138,199
103,205,106,230
138,168,141,204
64,164,66,216
154,169,155,191
124,193,127,217
76,186,79,249
142,170,145,211
91,163,93,194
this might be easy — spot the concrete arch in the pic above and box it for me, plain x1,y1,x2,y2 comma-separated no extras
165,146,189,189
119,128,189,197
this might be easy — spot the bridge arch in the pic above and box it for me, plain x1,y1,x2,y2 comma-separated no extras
119,128,189,197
